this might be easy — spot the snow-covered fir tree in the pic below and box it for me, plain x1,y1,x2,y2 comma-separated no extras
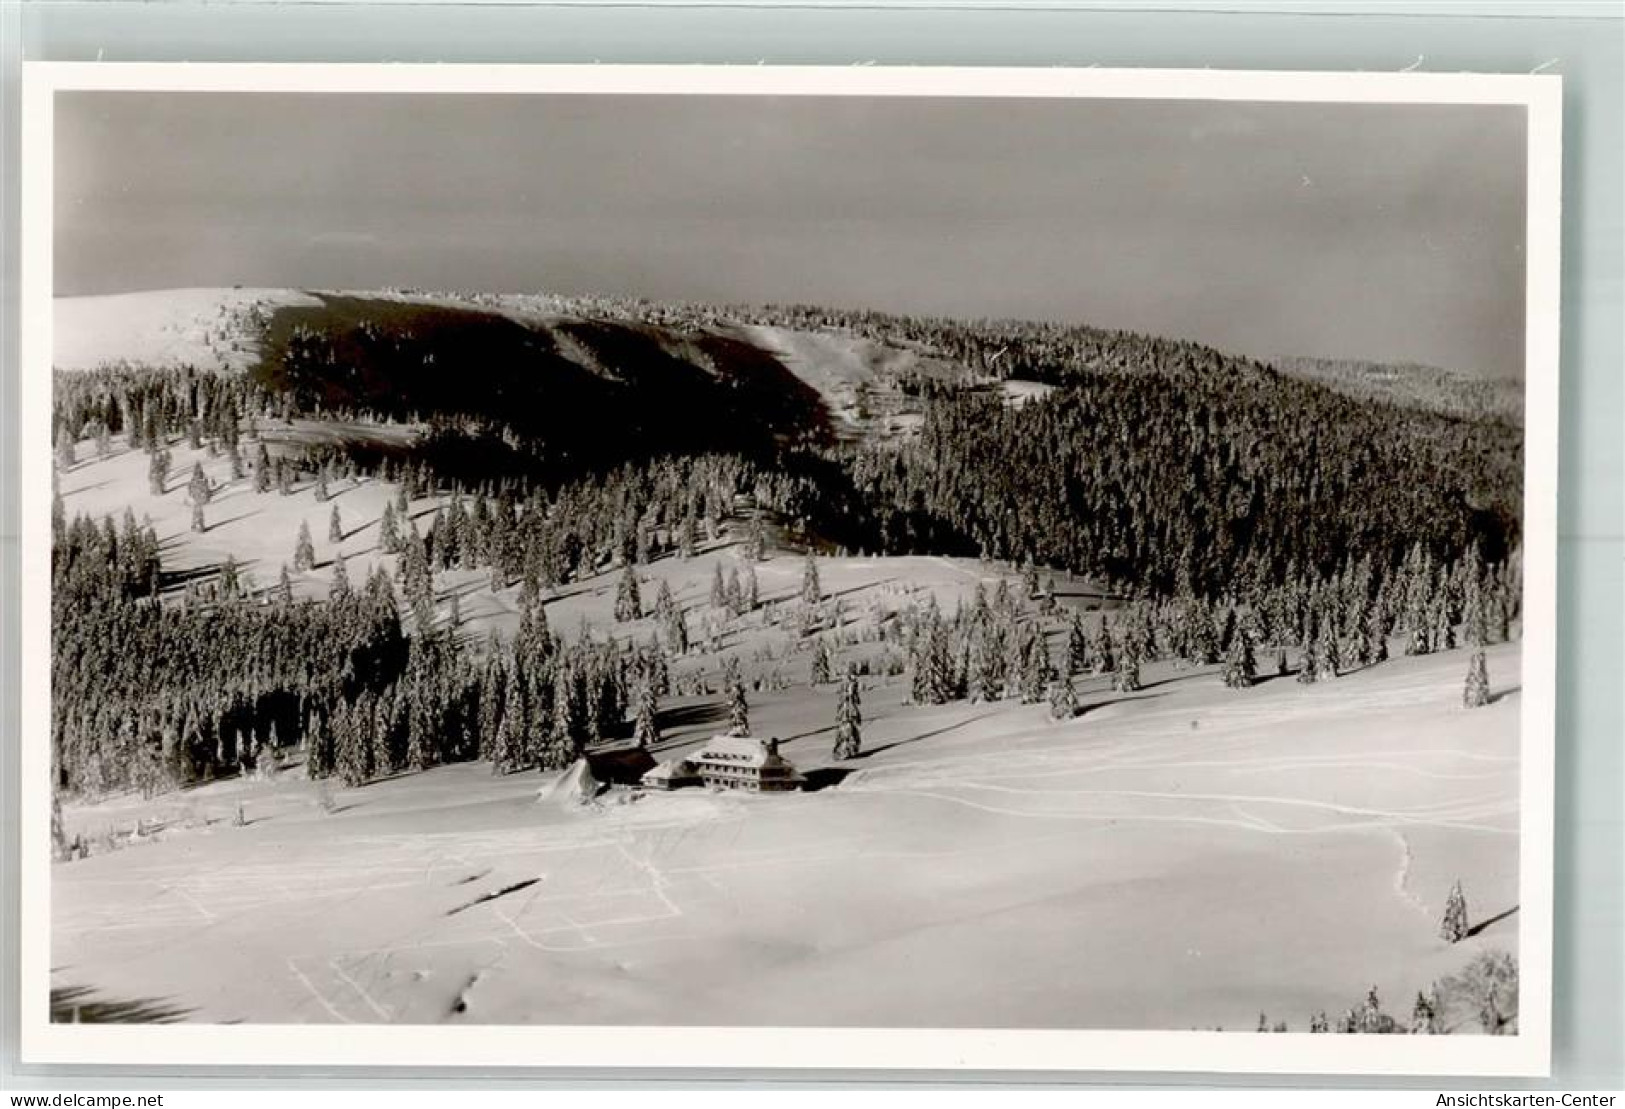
148,449,170,496
1297,623,1322,685
251,444,273,493
1410,991,1440,1035
1366,605,1390,664
1440,880,1470,943
654,578,677,625
726,662,751,737
613,563,643,622
801,551,822,606
293,520,316,572
335,698,371,787
633,679,661,749
1113,635,1142,693
1022,560,1041,599
54,430,77,473
379,500,400,553
1320,617,1342,680
542,668,578,770
973,625,1006,702
810,637,834,686
1066,612,1090,676
663,604,688,655
329,553,351,602
1463,648,1491,708
188,462,211,507
833,666,863,759
478,655,506,764
1049,673,1079,720
742,516,766,561
1019,630,1053,704
1094,619,1117,675
492,691,525,774
1222,630,1256,689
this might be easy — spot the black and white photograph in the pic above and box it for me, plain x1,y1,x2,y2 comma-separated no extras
19,64,1561,1074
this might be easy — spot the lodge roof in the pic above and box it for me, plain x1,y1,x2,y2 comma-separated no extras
693,736,791,770
642,757,699,782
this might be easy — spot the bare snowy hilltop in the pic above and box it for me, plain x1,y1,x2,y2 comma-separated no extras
50,287,1524,1034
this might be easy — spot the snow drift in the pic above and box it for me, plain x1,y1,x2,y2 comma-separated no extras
536,758,604,809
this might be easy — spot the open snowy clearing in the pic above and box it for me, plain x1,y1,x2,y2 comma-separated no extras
54,288,321,373
54,429,1069,682
743,324,970,441
54,287,549,375
52,641,1519,1030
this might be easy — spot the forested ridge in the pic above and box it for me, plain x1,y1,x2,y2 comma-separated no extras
50,294,1524,798
854,367,1518,596
1273,354,1522,427
256,295,832,482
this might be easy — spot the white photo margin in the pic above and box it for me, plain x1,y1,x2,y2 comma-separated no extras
17,61,1562,1077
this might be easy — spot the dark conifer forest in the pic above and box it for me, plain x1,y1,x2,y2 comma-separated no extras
50,295,1523,797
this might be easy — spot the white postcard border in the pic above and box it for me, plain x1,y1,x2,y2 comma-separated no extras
17,61,1562,1077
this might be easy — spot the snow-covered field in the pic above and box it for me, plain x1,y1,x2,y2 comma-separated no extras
742,325,970,441
54,288,320,373
52,640,1519,1029
54,427,1038,678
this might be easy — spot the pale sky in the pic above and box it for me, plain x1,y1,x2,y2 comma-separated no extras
55,91,1527,381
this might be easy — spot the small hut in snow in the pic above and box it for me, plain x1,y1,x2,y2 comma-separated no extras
587,745,657,787
640,756,702,791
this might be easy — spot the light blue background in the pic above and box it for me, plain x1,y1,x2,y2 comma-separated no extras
2,0,1620,1092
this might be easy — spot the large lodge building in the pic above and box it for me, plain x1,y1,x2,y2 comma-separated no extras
641,736,803,793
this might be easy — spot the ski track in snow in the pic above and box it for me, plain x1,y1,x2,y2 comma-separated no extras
1390,830,1432,920
287,957,357,1024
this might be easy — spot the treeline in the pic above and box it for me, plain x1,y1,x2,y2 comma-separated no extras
52,363,271,466
1255,950,1519,1035
318,450,805,595
467,286,1473,407
51,397,799,796
279,374,1518,611
54,506,405,795
892,541,1519,710
50,501,688,796
51,468,1517,799
454,288,1286,387
1274,355,1522,428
